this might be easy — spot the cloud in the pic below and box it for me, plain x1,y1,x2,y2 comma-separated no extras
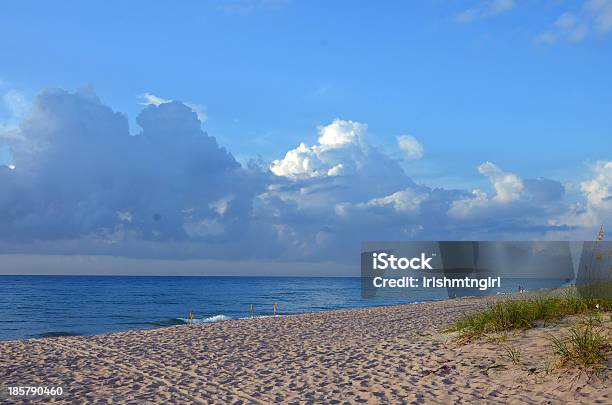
337,187,430,217
536,0,612,44
447,162,568,223
556,12,578,30
456,0,515,23
3,91,28,119
552,160,611,230
587,0,612,33
140,92,208,122
534,31,559,45
523,178,565,202
270,119,367,179
0,89,29,135
0,88,263,258
438,161,526,221
397,135,424,160
363,188,428,213
267,119,414,206
265,126,574,257
478,161,523,203
581,160,612,210
184,103,208,123
0,87,607,266
140,92,171,106
261,123,414,257
259,119,427,259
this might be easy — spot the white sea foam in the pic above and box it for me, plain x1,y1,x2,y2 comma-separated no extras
177,314,231,324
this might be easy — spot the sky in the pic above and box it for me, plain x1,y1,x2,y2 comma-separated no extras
0,0,611,275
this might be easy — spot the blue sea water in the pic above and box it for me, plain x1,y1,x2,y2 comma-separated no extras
0,276,420,341
0,276,565,341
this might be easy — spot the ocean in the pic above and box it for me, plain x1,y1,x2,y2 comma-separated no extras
0,275,564,341
0,276,417,341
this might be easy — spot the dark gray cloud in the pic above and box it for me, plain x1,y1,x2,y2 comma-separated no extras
1,88,265,258
523,178,565,202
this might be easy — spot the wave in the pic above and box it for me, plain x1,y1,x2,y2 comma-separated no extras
176,314,231,324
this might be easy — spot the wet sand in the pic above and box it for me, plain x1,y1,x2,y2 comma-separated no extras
1,297,610,404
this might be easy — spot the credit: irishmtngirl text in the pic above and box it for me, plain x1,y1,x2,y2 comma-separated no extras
370,252,501,291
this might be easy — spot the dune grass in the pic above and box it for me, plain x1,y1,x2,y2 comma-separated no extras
549,316,610,374
503,345,522,365
450,289,611,375
449,289,611,341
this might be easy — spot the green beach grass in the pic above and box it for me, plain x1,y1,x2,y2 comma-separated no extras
549,315,610,374
449,286,611,374
449,287,611,341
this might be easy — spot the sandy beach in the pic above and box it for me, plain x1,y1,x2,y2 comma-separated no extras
1,297,610,404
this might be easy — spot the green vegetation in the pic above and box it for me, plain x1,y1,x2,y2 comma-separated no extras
449,289,611,341
549,317,610,374
449,288,611,376
503,345,522,365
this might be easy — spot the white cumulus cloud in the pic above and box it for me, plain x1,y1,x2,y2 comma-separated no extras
553,160,612,230
478,161,524,203
270,119,366,179
397,135,424,160
140,92,208,122
448,162,525,219
140,92,171,106
353,188,429,214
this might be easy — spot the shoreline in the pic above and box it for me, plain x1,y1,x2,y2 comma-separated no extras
1,296,459,343
1,295,609,403
0,273,562,342
3,290,535,343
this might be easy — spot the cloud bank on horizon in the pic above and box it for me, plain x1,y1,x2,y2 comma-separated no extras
0,88,610,264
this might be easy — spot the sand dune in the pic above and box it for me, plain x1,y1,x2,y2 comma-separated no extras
1,298,610,404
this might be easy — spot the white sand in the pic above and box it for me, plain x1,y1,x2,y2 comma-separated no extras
1,297,610,404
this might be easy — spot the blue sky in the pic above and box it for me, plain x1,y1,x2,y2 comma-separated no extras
2,1,610,183
0,1,611,274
